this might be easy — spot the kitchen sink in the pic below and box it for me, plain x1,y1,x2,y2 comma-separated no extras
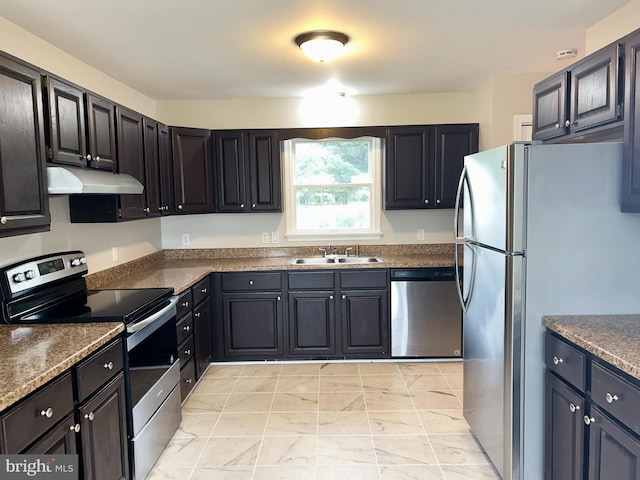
291,256,384,265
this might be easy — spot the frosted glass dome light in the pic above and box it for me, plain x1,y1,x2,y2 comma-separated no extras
294,31,349,63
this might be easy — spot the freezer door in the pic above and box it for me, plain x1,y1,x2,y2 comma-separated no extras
462,144,526,253
463,243,523,480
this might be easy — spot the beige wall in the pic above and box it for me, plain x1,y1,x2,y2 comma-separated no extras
586,0,640,54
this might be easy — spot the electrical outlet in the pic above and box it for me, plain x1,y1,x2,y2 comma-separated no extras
262,232,270,243
271,231,279,243
182,234,190,245
417,229,425,241
111,247,118,262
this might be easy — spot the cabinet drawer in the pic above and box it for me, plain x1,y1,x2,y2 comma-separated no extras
340,270,388,289
545,333,586,392
178,335,195,368
221,272,282,291
1,372,74,453
76,338,124,402
176,289,193,318
591,361,640,434
180,358,196,401
288,271,334,290
192,277,210,306
176,312,194,346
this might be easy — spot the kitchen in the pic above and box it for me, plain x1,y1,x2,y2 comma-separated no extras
1,1,640,479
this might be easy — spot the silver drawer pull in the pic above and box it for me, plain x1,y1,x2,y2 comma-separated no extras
70,423,80,433
185,378,193,384
184,349,191,355
249,280,254,285
103,361,114,370
553,356,564,365
201,288,207,294
605,392,619,403
182,301,189,308
84,412,95,421
40,408,54,418
583,415,595,425
183,325,191,332
569,403,581,413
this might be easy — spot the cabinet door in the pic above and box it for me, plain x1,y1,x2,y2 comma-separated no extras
0,54,50,236
385,126,433,209
23,413,78,455
116,105,146,219
171,127,215,214
545,371,585,480
434,124,478,208
157,123,173,214
248,130,281,212
622,30,640,212
532,72,569,141
214,130,247,212
588,406,640,480
569,43,622,133
85,93,116,171
340,289,389,356
193,298,212,378
45,76,87,167
143,117,161,217
79,373,129,480
223,292,284,358
288,291,336,356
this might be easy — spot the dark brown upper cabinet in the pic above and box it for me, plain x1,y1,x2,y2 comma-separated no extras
171,127,215,214
45,76,116,171
533,42,623,141
214,129,281,213
622,29,640,212
143,118,173,216
115,105,146,219
85,93,116,171
385,124,478,209
0,52,50,237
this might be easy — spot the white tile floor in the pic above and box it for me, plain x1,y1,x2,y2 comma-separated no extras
147,361,499,480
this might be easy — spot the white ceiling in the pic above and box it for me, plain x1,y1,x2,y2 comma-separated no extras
0,0,630,100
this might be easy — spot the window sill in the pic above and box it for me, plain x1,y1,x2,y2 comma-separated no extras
284,231,384,242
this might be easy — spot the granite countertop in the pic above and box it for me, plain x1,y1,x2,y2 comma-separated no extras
543,314,640,381
86,244,458,293
0,323,124,412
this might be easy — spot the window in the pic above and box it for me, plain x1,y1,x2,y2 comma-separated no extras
283,137,382,239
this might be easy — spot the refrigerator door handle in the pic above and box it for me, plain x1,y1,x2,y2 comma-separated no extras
454,164,473,242
454,243,475,313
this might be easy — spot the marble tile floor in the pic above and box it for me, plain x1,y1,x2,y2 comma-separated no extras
147,361,499,480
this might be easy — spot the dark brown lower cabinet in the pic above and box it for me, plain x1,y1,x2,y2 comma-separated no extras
193,298,212,378
79,373,129,480
288,291,336,356
223,292,284,358
340,289,389,356
545,370,585,480
588,407,640,480
24,413,77,455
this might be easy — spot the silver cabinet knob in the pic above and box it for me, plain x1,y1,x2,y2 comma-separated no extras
40,408,54,418
569,403,581,413
252,203,256,208
436,199,441,204
565,120,571,127
553,356,564,365
178,204,183,210
182,301,189,308
195,312,201,318
329,295,334,300
1,216,7,225
342,294,346,299
84,412,95,421
70,423,80,432
584,415,595,425
185,378,193,384
103,361,114,370
201,288,208,294
277,296,281,301
183,325,191,332
184,349,191,355
95,156,100,162
240,203,245,208
605,392,619,403
555,123,560,129
424,199,429,204
249,280,254,285
86,154,92,161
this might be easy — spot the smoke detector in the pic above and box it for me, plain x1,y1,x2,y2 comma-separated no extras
556,49,578,61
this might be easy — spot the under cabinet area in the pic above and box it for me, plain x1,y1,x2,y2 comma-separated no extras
544,331,640,480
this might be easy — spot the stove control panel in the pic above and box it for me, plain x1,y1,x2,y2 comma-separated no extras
1,251,88,296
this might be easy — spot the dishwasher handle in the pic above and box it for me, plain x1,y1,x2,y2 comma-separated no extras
390,268,456,281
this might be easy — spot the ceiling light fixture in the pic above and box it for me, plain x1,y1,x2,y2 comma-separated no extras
294,30,349,63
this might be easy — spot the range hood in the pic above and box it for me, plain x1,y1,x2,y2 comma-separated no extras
47,166,144,195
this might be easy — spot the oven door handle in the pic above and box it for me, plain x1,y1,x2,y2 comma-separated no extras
126,296,179,334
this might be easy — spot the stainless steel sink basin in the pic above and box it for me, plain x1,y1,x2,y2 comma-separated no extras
291,256,383,265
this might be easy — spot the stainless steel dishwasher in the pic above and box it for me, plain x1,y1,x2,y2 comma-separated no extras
390,267,462,358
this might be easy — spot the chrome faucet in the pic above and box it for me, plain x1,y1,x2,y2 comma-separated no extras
318,248,327,257
328,245,338,255
344,247,353,257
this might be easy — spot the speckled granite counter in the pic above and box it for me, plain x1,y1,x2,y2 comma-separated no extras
86,244,457,293
0,323,124,412
543,314,640,381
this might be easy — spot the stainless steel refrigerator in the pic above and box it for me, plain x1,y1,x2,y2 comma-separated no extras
453,142,640,480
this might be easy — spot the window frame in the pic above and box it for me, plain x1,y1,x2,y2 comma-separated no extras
282,136,383,241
